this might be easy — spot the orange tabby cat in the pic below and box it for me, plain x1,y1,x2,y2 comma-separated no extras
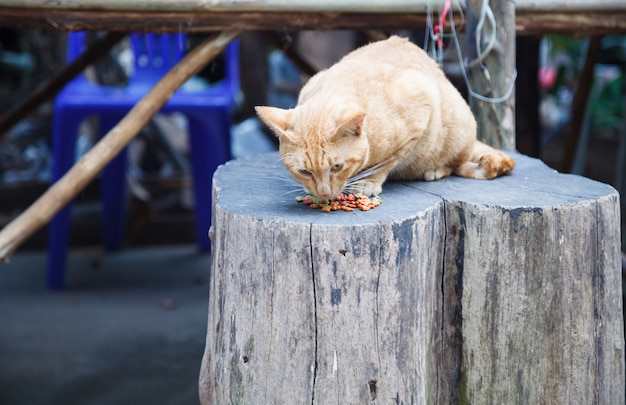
256,35,514,199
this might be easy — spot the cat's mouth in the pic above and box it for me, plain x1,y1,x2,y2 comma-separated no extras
309,190,339,200
310,183,339,200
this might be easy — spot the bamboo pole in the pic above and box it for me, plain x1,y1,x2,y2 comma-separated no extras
0,32,126,137
0,30,240,263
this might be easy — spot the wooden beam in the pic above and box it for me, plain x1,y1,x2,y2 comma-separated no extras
0,30,240,262
0,0,452,12
0,9,442,33
0,7,624,35
1,0,624,13
515,12,626,37
514,0,625,12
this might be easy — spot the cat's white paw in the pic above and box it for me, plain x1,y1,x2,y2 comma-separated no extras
423,167,453,181
355,181,382,196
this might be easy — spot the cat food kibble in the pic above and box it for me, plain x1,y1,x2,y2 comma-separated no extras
296,193,381,213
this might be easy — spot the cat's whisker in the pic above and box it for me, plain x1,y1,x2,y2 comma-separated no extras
261,174,300,185
343,181,369,190
274,184,307,198
346,180,370,187
257,172,308,197
348,160,390,182
266,176,299,185
278,188,308,198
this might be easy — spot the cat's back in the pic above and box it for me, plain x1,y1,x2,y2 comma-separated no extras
299,36,445,103
341,35,439,72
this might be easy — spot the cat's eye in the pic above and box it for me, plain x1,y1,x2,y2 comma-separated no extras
330,163,343,172
298,169,312,176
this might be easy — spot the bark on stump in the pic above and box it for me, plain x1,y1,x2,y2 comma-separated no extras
200,152,624,404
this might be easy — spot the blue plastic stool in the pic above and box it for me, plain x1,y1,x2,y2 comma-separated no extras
48,32,239,289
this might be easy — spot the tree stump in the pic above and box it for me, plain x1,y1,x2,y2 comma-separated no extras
199,152,624,404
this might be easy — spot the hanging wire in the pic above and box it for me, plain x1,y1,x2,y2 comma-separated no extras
424,3,443,63
445,1,517,104
425,1,459,65
466,0,497,70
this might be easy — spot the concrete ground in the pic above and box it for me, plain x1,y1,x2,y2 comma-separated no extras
0,245,211,405
0,118,274,405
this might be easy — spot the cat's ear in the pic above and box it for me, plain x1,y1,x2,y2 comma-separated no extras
255,106,294,141
335,111,366,138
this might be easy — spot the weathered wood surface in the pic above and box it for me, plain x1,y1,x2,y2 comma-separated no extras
200,152,624,404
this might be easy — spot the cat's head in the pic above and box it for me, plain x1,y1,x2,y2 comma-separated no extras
256,105,368,199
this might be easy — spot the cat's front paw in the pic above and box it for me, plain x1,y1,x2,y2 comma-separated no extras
423,167,453,181
350,181,382,197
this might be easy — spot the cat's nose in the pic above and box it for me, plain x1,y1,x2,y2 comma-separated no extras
316,185,332,199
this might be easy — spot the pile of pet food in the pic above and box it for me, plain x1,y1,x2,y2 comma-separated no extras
296,193,381,212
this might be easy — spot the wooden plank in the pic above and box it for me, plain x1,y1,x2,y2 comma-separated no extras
0,7,625,35
515,0,626,12
1,0,624,13
0,0,444,12
0,9,439,33
515,12,626,36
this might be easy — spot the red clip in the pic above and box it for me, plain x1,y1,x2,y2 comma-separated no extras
433,0,451,49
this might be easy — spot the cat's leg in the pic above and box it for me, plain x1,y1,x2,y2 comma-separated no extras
355,180,383,197
453,140,515,179
423,166,453,181
346,159,399,196
349,136,429,195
